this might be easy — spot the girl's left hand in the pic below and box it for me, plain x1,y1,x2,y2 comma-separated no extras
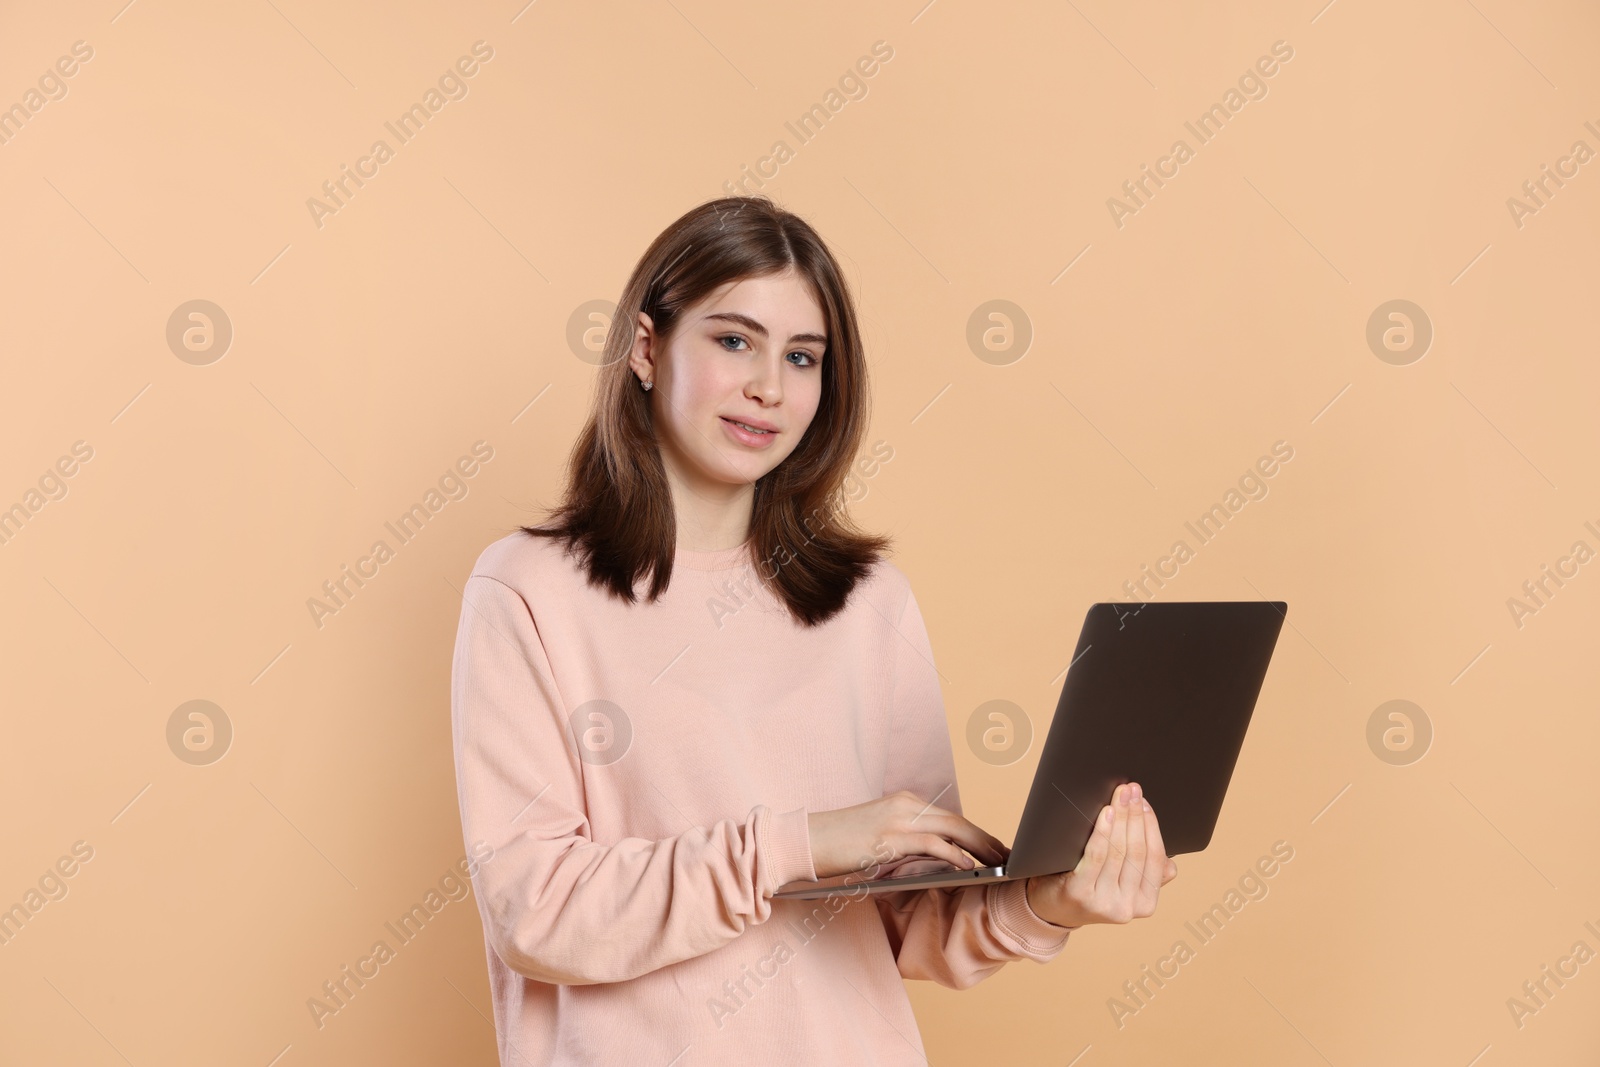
1023,782,1178,930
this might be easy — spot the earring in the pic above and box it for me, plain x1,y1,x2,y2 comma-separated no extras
640,379,653,392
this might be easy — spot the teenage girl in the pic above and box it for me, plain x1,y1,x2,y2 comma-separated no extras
450,195,1177,1065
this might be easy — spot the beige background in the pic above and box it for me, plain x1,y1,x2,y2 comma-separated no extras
2,0,1597,1063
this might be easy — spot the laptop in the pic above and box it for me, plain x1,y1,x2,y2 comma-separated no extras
772,600,1287,900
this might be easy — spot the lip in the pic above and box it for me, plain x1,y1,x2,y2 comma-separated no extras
720,416,779,448
721,414,779,432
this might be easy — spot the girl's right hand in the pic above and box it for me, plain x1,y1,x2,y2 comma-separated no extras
805,790,1010,881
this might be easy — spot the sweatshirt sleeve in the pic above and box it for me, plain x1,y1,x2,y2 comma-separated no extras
449,569,817,987
871,581,1074,990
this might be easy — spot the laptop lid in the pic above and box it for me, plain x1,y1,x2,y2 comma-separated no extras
1001,600,1287,879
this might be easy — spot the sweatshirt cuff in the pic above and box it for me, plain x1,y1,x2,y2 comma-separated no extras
760,805,817,893
989,879,1073,956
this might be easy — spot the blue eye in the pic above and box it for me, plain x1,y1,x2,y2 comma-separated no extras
716,334,820,367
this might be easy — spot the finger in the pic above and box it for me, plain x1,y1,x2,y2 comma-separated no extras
915,812,1009,867
1094,784,1132,899
902,799,1008,865
906,832,985,872
1119,784,1149,898
1076,804,1112,877
1142,797,1175,886
956,817,1011,866
879,832,969,872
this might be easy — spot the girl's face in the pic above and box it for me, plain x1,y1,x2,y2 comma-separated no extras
630,269,828,492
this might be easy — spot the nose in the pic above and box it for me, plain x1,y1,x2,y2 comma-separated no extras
745,350,784,405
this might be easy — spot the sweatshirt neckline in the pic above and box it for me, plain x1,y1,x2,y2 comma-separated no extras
674,539,753,571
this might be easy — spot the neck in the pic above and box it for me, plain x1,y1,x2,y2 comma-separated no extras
662,453,757,552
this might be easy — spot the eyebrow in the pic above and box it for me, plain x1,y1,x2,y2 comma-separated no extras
703,311,827,348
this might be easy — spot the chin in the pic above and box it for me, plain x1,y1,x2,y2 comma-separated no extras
722,465,776,486
706,456,780,485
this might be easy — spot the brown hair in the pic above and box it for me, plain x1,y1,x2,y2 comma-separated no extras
520,195,891,627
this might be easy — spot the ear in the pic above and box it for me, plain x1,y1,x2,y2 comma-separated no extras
627,311,655,383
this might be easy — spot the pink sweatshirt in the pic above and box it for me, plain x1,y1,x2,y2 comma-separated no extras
449,531,1073,1065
